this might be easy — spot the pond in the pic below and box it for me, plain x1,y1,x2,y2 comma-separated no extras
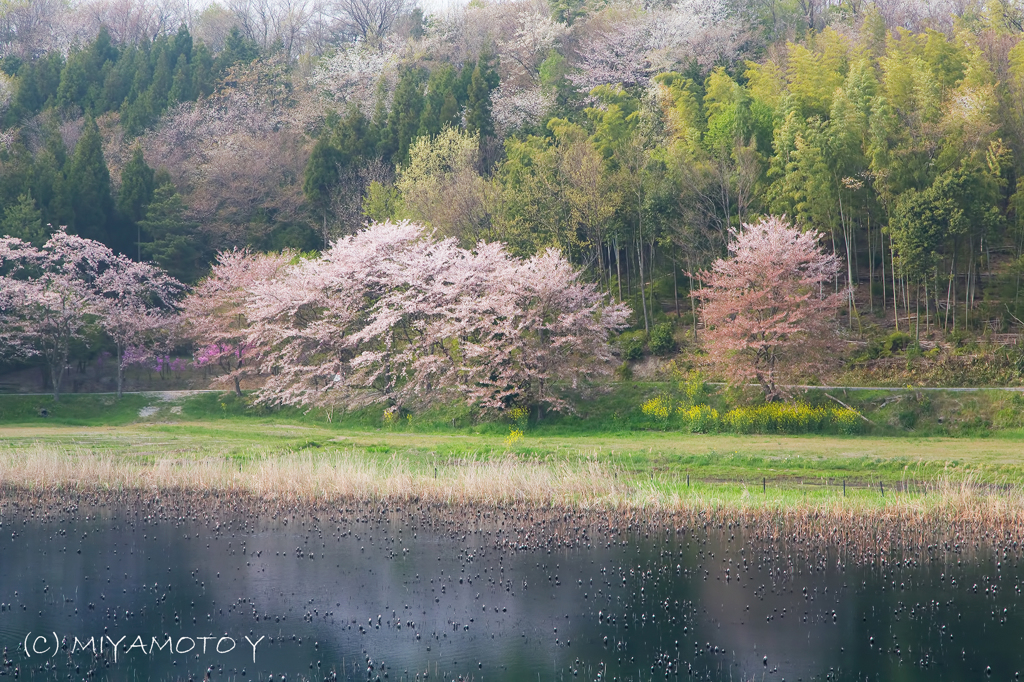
0,494,1021,681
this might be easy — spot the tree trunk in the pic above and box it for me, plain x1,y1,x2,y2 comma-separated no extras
637,238,649,334
687,255,698,342
890,232,899,331
880,225,886,313
868,216,874,314
116,344,124,399
673,259,679,319
923,280,929,333
49,356,65,402
915,281,920,344
233,375,242,397
636,184,649,334
945,254,955,332
614,236,622,301
952,251,958,332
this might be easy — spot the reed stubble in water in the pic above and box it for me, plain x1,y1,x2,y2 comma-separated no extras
3,481,1024,682
4,442,1024,551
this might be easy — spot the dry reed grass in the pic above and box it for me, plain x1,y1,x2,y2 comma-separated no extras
6,443,1024,563
2,442,1023,520
0,443,635,508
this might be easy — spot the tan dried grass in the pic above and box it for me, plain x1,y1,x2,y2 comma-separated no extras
3,443,1024,533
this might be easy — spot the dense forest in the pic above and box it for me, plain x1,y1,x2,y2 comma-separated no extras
2,0,1024,346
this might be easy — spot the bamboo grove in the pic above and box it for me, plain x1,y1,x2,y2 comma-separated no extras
2,0,1024,342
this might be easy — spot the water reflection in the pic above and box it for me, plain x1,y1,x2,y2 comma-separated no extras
0,500,1020,681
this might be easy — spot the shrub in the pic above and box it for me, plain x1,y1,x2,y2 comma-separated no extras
619,331,646,361
678,404,719,432
884,332,914,355
649,322,675,355
679,372,709,406
862,331,915,360
641,396,671,419
722,402,862,434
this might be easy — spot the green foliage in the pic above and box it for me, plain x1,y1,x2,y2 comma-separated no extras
860,331,915,360
539,51,576,109
303,133,343,217
649,322,675,355
63,117,114,244
217,27,260,72
362,181,402,222
0,193,46,245
722,402,863,434
117,146,156,224
618,330,646,361
466,50,499,139
139,182,208,283
6,11,1024,373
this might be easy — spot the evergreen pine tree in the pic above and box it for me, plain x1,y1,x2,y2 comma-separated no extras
54,50,88,111
217,27,260,73
6,52,63,124
33,124,71,226
418,65,457,138
383,68,425,164
168,54,193,103
139,181,207,283
121,92,155,138
117,146,156,224
148,43,172,112
191,42,215,97
172,24,193,65
303,133,342,237
64,116,114,244
466,51,498,139
0,193,47,245
89,26,119,69
99,60,129,114
0,142,36,209
127,38,153,103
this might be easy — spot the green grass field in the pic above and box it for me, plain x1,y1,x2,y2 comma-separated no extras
1,391,1023,500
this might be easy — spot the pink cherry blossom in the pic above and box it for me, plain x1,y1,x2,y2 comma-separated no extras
697,216,846,401
244,220,630,414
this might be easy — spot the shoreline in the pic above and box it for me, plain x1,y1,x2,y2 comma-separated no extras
3,445,1024,561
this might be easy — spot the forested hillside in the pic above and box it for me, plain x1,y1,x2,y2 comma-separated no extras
2,0,1024,347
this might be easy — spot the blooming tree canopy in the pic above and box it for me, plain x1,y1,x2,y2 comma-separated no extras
243,220,630,414
697,216,845,401
180,248,295,396
0,229,180,400
94,257,183,397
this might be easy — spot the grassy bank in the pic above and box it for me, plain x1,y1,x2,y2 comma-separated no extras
0,388,1023,513
6,437,1024,563
3,383,1024,434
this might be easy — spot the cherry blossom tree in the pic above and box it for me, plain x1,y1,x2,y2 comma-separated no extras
568,0,741,93
491,83,553,136
697,216,845,402
0,239,38,362
180,248,294,396
0,230,116,401
307,42,398,116
569,12,651,92
245,220,629,414
0,229,182,399
94,257,183,397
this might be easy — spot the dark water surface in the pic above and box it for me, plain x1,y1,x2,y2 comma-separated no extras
1,497,1023,682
